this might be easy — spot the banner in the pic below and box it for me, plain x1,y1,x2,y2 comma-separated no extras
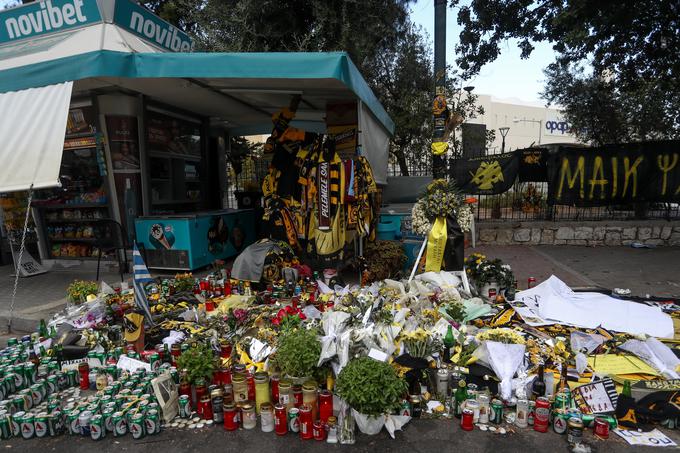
450,152,519,194
547,141,680,206
518,148,549,182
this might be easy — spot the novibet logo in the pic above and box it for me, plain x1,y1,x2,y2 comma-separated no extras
4,0,89,40
128,10,192,52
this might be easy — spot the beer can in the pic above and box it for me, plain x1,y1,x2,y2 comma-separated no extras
47,412,60,436
67,409,80,435
179,394,191,419
149,353,160,371
490,399,503,424
12,396,24,412
112,412,127,437
533,397,550,433
567,417,583,444
0,415,11,439
10,411,24,437
46,376,58,395
528,277,537,288
288,407,300,433
20,413,35,439
145,409,160,435
552,409,568,434
130,413,145,439
90,414,105,440
67,370,78,388
34,412,48,438
102,406,115,432
79,410,93,437
527,400,536,426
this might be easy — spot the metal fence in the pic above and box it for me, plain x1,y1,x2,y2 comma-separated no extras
225,156,271,209
473,181,680,222
387,157,680,221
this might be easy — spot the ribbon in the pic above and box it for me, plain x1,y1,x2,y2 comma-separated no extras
425,216,447,272
236,344,265,373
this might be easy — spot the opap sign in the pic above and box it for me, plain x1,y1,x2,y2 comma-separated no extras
0,0,101,44
545,117,572,136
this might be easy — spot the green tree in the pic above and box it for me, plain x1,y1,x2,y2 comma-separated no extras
450,0,680,143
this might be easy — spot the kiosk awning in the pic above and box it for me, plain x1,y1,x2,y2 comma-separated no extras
0,81,73,193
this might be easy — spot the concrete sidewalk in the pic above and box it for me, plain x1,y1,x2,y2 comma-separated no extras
474,245,680,297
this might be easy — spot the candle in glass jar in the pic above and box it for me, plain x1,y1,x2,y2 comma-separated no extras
260,403,274,432
232,374,248,403
278,380,294,411
242,403,256,430
254,372,270,415
319,390,333,423
302,381,318,421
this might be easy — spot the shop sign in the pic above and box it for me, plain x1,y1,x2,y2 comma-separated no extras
113,0,192,52
545,115,572,136
0,0,101,45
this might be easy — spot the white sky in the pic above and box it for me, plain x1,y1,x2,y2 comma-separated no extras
410,0,556,103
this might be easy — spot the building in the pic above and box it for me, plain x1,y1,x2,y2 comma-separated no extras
474,94,581,153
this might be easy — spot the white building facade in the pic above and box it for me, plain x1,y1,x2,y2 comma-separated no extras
473,94,581,153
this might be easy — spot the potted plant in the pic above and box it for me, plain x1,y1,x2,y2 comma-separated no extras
176,344,217,405
464,253,515,300
272,328,321,385
335,357,407,435
66,279,99,305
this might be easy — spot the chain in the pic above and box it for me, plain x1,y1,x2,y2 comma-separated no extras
8,186,33,332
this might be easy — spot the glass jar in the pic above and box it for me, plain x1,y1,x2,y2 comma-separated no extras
260,402,274,432
242,402,257,430
254,372,270,415
278,380,294,410
302,381,318,421
326,415,338,443
319,390,333,423
232,374,248,403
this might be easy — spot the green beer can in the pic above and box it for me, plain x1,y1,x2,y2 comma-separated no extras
34,413,48,438
102,406,115,432
145,409,160,435
0,415,11,439
130,413,145,439
20,413,34,439
112,411,127,437
11,411,24,437
90,414,105,440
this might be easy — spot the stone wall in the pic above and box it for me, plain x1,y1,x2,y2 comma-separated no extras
476,220,680,247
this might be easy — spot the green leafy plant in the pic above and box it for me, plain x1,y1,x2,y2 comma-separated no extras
273,328,321,378
335,357,407,416
443,301,466,323
464,253,515,288
176,344,216,385
66,280,98,304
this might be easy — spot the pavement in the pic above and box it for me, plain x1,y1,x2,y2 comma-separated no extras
1,417,678,452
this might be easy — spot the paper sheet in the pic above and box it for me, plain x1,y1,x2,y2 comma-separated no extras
588,354,660,377
613,428,677,447
519,276,674,338
508,290,553,326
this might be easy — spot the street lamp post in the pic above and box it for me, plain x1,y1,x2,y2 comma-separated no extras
498,126,510,153
513,118,542,145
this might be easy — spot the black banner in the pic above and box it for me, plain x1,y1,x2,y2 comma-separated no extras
547,141,680,206
450,152,519,194
518,148,549,182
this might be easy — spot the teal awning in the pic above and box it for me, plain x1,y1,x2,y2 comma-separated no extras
0,50,394,135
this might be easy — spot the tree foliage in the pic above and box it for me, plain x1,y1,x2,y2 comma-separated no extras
450,0,680,144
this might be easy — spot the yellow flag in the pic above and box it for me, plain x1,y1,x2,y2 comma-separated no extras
425,216,447,272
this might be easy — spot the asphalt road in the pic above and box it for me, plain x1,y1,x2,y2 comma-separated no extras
3,418,679,453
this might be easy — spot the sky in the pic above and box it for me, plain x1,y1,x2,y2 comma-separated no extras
410,0,556,104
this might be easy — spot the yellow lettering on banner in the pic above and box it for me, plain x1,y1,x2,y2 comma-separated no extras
557,156,585,200
657,153,679,196
589,156,608,199
611,157,618,197
622,156,644,198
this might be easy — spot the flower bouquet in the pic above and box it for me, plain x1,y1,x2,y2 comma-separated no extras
474,328,526,400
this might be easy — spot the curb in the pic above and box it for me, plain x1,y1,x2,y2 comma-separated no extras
0,298,67,333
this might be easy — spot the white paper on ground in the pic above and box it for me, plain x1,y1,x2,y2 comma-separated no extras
352,409,385,435
384,414,410,439
367,348,389,362
526,275,673,338
117,355,151,373
509,290,553,327
613,428,677,447
619,338,680,379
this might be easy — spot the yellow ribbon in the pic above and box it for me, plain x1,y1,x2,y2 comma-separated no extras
431,142,448,156
425,216,447,272
236,344,266,373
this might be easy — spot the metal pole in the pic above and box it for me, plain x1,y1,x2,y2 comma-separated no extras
432,0,447,179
